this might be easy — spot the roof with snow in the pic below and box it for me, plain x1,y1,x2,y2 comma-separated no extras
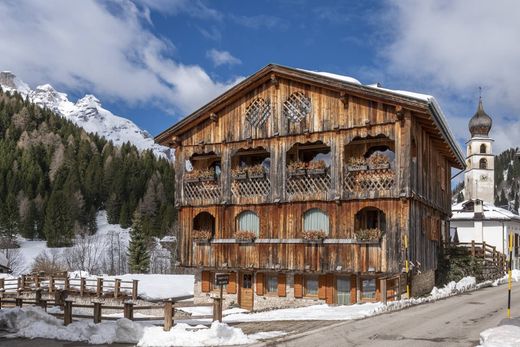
155,64,464,168
451,200,520,222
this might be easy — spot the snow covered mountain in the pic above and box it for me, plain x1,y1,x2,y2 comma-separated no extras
0,71,172,159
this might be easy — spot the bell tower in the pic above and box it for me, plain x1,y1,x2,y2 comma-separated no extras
464,97,494,204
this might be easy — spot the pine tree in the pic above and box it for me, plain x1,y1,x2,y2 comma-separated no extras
128,213,150,273
44,190,73,247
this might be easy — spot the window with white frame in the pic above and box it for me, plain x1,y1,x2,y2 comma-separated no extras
305,275,319,296
265,273,278,293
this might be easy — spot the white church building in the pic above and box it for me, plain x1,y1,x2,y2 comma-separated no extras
450,98,520,267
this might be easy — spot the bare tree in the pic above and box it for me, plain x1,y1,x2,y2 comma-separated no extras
63,233,104,274
32,249,65,273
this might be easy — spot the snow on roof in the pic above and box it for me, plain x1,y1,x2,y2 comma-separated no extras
297,69,362,85
451,200,520,222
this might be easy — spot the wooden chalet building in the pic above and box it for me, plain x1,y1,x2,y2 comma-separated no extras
156,64,464,310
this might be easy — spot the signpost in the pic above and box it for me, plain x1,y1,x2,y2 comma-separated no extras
214,273,229,322
508,233,513,318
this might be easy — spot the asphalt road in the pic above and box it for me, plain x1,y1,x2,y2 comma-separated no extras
265,282,520,347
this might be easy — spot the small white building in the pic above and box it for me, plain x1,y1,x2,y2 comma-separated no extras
450,98,520,267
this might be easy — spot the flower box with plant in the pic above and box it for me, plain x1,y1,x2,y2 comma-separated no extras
198,168,216,182
192,229,213,242
184,170,200,182
354,228,382,242
231,167,247,180
346,157,367,171
287,161,307,176
307,160,327,175
368,153,390,170
234,230,257,243
302,229,327,243
248,164,265,179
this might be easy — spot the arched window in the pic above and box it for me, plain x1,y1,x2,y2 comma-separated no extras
236,211,260,236
479,158,487,169
303,208,329,235
193,212,215,239
355,207,386,232
480,144,487,154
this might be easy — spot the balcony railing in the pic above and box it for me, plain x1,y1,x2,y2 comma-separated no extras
231,174,271,198
286,169,331,199
343,166,395,198
184,178,221,204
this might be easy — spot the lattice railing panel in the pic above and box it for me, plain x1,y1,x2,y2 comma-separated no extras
231,177,271,197
245,98,270,127
283,92,311,123
184,180,221,202
286,173,331,197
343,169,395,193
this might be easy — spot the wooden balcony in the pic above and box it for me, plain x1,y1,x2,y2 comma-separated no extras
343,166,396,199
231,174,271,204
183,178,221,205
286,170,331,201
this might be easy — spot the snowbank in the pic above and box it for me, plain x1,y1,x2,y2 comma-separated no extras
0,307,277,346
493,269,520,286
479,325,520,347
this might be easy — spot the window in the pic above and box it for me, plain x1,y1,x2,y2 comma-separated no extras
265,274,278,293
304,276,319,296
236,211,260,236
480,144,487,154
355,207,386,231
303,209,329,234
479,158,487,169
243,274,252,289
362,279,376,300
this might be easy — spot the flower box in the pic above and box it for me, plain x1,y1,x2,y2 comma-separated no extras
354,228,382,242
234,230,257,243
347,164,368,172
302,230,327,242
288,169,306,176
200,176,216,182
232,173,248,180
307,168,326,175
192,229,213,242
249,172,265,179
185,176,200,183
368,163,390,170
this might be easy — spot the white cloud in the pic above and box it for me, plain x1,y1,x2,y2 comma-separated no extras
0,0,239,116
206,49,242,67
381,0,520,152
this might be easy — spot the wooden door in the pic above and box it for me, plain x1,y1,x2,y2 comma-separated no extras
239,273,254,310
336,276,351,305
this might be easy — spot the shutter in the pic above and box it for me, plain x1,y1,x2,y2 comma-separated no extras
277,273,286,297
325,274,334,304
350,275,357,304
318,275,327,299
227,272,237,294
201,271,210,293
294,274,303,298
256,273,264,296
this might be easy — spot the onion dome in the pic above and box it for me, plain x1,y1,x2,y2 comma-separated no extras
469,97,492,137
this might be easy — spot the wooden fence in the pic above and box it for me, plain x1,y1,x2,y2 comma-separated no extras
444,241,507,280
0,291,217,331
0,274,138,300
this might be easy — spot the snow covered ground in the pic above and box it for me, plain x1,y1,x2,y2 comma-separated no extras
478,325,520,347
0,307,284,346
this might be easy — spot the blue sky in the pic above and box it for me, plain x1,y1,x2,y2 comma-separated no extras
1,0,519,152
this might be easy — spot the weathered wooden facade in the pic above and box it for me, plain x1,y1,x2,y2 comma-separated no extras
156,64,464,310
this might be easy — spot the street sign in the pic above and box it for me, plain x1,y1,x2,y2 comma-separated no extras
215,273,229,286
